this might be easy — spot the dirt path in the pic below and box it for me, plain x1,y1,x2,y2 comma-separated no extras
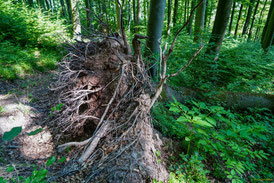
0,73,55,179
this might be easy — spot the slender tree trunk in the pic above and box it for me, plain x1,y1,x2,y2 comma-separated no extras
173,0,179,25
135,0,141,32
66,0,72,23
242,0,255,36
194,0,207,43
234,3,243,37
59,0,67,18
167,0,172,35
128,0,131,32
143,0,147,25
184,0,188,23
187,0,196,35
133,0,136,27
115,0,121,32
204,0,209,28
248,0,260,40
84,0,92,28
262,0,274,51
206,0,233,60
255,0,268,40
146,0,166,77
228,1,236,35
261,0,274,42
71,0,81,40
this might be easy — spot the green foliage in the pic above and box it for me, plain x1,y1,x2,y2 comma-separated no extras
0,0,68,47
169,152,210,183
165,34,274,94
2,127,22,141
27,128,43,136
0,0,68,80
153,100,273,182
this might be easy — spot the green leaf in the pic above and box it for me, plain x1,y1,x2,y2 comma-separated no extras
55,103,64,111
2,127,22,141
46,156,56,167
169,106,180,113
27,128,42,136
205,117,217,126
176,116,188,123
58,157,66,163
197,129,208,136
193,117,213,127
6,166,14,172
185,136,191,141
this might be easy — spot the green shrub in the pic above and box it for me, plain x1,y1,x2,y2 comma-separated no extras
153,99,273,182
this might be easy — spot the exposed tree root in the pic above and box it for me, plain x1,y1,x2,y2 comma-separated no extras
48,35,169,182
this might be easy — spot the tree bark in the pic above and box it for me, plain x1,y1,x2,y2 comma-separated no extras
167,0,172,35
206,0,233,60
194,0,207,43
248,0,260,40
173,0,179,25
234,3,243,37
261,0,274,43
65,0,72,23
146,0,166,77
262,0,274,51
242,0,255,36
255,0,268,40
71,0,81,40
228,1,236,35
187,0,196,35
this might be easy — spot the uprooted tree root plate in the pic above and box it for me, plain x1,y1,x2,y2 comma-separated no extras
47,35,169,182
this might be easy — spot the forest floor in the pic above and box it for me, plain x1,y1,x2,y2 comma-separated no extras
0,73,56,178
0,72,182,181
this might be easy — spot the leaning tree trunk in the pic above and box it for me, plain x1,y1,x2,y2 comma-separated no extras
228,1,236,35
261,0,274,43
242,0,255,36
234,3,243,37
262,1,274,51
206,0,233,60
255,0,268,40
167,0,172,35
248,0,260,40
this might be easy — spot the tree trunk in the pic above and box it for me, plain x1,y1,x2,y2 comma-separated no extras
59,0,67,18
84,0,92,28
184,0,189,23
206,0,233,60
204,0,209,28
65,0,72,23
187,0,196,35
228,1,236,35
242,0,255,36
261,0,274,43
167,0,172,35
173,0,178,25
135,0,141,32
262,0,274,51
194,0,207,43
146,0,166,77
115,0,121,32
71,0,81,40
234,3,243,37
248,0,260,40
255,0,268,40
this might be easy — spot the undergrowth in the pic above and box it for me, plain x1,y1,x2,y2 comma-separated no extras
0,0,68,80
152,100,273,183
164,33,274,94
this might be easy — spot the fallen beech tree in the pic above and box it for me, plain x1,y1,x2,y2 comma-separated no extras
162,86,274,111
47,2,204,182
